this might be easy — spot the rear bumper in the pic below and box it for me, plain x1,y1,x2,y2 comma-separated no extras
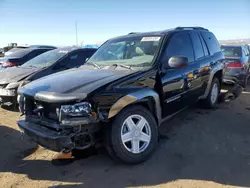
223,73,246,86
18,120,74,152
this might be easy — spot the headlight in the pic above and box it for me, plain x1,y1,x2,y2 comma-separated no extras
60,102,92,117
6,82,20,89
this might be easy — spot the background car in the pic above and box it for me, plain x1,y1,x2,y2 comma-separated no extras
221,44,250,87
4,45,56,57
0,48,53,69
0,47,97,105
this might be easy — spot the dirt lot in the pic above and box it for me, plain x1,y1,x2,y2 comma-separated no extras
0,87,250,188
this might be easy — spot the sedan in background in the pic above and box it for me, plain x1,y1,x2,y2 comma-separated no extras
0,47,97,105
221,44,250,87
0,48,53,69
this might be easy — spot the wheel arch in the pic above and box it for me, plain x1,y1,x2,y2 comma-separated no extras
199,63,224,99
108,89,162,125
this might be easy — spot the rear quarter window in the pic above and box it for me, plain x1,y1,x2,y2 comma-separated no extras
201,32,221,55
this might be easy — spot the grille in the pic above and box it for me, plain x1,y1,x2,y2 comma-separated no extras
25,97,60,122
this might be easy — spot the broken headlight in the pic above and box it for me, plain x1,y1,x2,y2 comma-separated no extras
60,102,92,117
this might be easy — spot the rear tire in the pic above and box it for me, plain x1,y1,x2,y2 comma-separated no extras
105,105,158,164
203,77,220,109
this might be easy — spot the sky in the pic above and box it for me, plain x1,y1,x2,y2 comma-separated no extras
0,0,250,47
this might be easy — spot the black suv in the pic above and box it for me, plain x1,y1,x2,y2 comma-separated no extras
18,27,224,164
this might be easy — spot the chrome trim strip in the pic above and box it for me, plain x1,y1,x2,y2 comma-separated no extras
166,95,181,103
164,91,187,104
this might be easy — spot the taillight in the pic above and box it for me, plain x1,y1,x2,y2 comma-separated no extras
2,61,17,67
226,62,244,68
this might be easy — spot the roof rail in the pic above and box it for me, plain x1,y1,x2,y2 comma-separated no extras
175,27,209,31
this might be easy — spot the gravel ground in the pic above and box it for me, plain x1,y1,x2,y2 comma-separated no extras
0,86,250,188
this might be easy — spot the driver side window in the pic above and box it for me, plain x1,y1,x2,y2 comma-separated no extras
161,33,195,65
54,52,86,71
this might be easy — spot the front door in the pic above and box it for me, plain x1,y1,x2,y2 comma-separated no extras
160,31,201,117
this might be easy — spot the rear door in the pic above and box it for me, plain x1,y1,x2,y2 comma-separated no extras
160,31,201,117
199,32,222,91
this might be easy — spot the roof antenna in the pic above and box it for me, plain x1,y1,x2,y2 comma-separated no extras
75,21,78,47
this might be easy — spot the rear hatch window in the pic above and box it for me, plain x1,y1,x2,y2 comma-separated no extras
221,46,242,57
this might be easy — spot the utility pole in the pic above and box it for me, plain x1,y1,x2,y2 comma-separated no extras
75,21,78,46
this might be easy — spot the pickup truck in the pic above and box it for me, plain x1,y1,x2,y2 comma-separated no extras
17,27,225,164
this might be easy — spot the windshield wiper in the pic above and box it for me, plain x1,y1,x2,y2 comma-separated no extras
111,64,134,70
87,62,101,69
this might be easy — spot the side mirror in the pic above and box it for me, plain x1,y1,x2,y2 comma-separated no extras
168,56,188,68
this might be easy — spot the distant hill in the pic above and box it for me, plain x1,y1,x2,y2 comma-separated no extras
219,38,250,44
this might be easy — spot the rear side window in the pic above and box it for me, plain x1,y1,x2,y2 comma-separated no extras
201,32,221,55
190,32,204,60
200,36,209,56
162,33,194,63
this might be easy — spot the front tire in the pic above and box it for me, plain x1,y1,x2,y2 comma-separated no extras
105,105,158,164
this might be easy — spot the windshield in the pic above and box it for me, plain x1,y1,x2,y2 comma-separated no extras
21,49,67,68
87,35,162,68
221,46,242,57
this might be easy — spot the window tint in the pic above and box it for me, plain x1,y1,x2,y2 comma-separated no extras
162,33,194,63
58,51,89,69
201,32,220,55
190,32,204,60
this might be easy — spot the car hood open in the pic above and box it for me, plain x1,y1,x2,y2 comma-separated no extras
0,66,40,84
18,67,137,101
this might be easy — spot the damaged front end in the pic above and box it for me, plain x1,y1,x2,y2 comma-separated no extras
17,91,104,152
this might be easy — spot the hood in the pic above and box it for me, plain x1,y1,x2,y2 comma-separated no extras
0,66,40,84
19,67,137,98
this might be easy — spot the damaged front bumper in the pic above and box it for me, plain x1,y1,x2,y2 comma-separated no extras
17,91,104,152
18,120,75,152
17,115,99,152
0,88,17,104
